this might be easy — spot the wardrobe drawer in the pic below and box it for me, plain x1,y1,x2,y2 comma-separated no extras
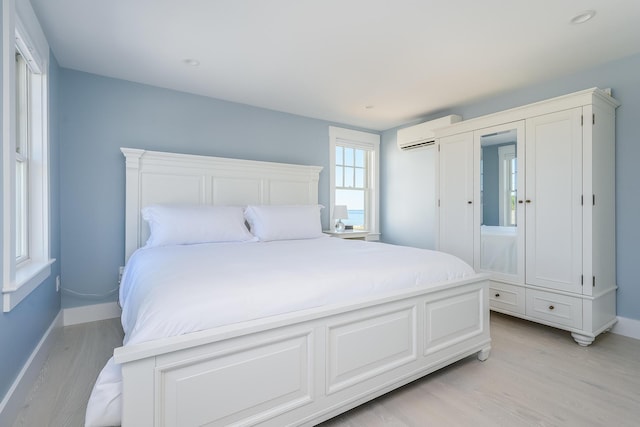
525,289,582,329
489,282,525,315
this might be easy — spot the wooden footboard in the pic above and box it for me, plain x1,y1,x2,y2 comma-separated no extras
114,275,491,426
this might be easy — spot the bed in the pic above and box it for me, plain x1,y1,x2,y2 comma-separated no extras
86,148,491,426
480,225,517,274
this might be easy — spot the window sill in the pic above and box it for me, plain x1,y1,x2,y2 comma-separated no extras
3,258,55,312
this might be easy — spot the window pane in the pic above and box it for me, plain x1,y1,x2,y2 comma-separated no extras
15,51,30,262
336,189,365,229
355,149,365,168
335,166,343,187
344,167,354,187
16,160,28,261
355,167,364,188
335,146,343,165
344,147,354,166
16,52,29,156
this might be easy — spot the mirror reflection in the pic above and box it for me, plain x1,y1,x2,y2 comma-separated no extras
480,129,517,275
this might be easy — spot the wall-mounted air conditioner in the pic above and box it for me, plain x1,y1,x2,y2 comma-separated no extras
397,115,462,150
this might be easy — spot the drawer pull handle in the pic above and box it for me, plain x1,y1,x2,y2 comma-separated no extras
548,305,555,310
494,293,500,298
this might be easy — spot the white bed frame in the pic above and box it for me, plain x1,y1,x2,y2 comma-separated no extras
116,148,491,426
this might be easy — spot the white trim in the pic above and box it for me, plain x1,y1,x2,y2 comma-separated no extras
610,316,640,341
2,0,17,304
14,0,49,70
2,0,52,312
328,126,380,235
3,259,54,311
0,311,62,427
63,302,122,326
434,88,619,139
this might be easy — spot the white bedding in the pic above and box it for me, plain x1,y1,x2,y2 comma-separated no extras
85,237,474,426
480,225,517,274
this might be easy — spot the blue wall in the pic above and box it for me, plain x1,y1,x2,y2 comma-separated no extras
0,51,61,402
58,69,372,308
380,52,640,321
482,145,500,226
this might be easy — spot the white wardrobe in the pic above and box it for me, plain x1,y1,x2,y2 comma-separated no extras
435,88,618,346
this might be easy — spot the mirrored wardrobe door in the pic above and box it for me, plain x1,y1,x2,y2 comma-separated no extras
475,121,525,283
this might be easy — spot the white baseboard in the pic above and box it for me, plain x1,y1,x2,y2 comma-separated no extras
610,316,640,341
63,301,121,326
0,311,63,427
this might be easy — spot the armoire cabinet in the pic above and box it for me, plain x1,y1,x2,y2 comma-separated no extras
435,88,619,346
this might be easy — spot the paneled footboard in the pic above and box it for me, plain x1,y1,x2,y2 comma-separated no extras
114,275,491,426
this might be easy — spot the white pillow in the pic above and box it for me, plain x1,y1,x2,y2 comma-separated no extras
244,205,324,241
141,205,256,247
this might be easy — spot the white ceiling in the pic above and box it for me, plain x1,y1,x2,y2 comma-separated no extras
30,0,640,131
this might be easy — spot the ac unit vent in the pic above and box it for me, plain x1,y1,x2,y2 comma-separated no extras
401,140,436,150
397,115,462,150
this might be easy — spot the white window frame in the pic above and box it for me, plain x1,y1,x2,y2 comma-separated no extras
498,144,516,226
15,47,30,265
2,0,54,312
329,126,380,240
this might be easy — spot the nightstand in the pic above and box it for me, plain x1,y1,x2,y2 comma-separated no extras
323,230,370,240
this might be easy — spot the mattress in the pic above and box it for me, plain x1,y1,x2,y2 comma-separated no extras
85,237,474,426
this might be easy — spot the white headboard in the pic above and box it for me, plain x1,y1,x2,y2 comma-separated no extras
122,148,323,261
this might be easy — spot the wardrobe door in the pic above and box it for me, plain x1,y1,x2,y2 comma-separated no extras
438,132,475,267
476,121,525,284
525,108,583,294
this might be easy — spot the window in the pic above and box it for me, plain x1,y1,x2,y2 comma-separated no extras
329,127,380,238
335,146,367,229
15,51,30,265
498,145,516,226
2,6,53,312
480,150,484,224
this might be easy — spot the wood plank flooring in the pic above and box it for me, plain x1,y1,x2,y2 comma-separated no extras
12,313,640,427
12,318,123,427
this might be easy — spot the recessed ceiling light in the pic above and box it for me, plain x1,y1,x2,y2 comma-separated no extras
570,10,596,25
183,58,200,66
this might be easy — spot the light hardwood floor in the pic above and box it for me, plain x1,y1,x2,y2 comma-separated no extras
12,313,640,427
12,318,123,427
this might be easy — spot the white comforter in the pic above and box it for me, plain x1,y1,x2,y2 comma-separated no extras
85,237,474,426
480,225,517,274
